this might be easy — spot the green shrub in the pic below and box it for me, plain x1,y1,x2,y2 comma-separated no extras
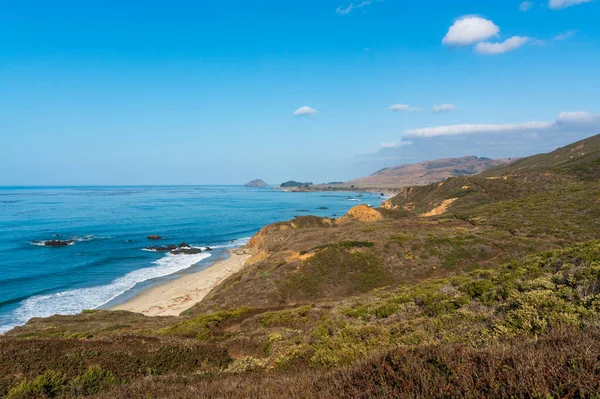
7,371,67,399
261,305,311,328
373,302,403,319
496,290,586,336
311,325,391,368
161,307,252,340
70,366,116,396
313,241,375,251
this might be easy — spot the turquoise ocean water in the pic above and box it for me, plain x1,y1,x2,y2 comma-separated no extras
0,186,383,333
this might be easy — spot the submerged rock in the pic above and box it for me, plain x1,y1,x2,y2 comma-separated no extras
147,235,163,240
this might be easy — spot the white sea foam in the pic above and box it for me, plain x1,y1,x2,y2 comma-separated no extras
1,251,212,333
210,237,251,249
30,235,103,247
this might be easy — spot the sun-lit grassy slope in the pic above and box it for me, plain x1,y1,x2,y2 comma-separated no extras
1,134,599,398
481,133,600,180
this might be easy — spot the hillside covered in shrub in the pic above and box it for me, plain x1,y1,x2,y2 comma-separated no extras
2,134,600,398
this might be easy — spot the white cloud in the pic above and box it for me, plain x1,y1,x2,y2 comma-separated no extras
360,140,414,156
403,111,600,138
293,106,318,116
557,111,597,123
554,29,578,41
475,36,530,55
405,121,551,138
336,0,381,15
548,0,592,9
336,4,354,14
520,1,534,11
380,140,414,148
443,16,500,46
433,104,458,113
389,104,421,112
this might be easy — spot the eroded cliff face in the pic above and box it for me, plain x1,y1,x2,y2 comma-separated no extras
245,205,384,261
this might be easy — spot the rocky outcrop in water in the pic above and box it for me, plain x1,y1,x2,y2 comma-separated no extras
145,242,203,255
244,179,268,188
35,240,75,247
147,235,163,240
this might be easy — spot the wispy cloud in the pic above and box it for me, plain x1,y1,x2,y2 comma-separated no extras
403,111,600,138
336,0,382,15
360,140,414,156
389,104,421,112
292,106,318,117
433,104,458,113
380,140,414,148
548,0,592,9
554,29,578,41
519,1,534,11
443,16,500,46
530,29,578,47
475,36,530,55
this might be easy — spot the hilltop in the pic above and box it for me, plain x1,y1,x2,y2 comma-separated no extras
244,179,269,188
346,156,515,188
1,134,599,398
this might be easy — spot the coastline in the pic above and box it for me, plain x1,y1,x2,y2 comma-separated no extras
109,249,250,317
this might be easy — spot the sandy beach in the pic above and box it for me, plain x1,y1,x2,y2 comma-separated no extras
110,251,249,317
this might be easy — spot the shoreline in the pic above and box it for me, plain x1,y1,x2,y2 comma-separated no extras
109,249,250,317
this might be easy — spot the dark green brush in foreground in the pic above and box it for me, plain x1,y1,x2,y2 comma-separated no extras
2,134,600,398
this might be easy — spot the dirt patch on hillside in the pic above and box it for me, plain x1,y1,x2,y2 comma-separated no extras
419,198,458,217
338,204,384,224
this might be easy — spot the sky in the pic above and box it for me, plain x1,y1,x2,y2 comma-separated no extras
1,0,599,185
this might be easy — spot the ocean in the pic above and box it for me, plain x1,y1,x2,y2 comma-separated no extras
0,186,383,333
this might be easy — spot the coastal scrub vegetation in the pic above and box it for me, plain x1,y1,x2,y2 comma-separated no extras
1,134,600,398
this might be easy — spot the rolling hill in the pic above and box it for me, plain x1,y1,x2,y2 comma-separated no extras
346,156,515,188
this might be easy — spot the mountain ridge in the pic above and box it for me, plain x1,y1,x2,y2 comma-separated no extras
346,155,515,188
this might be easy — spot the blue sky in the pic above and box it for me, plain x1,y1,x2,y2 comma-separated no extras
1,0,599,185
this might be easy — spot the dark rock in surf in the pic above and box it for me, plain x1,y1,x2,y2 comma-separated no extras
146,242,202,255
170,243,202,255
146,245,178,252
171,247,202,255
38,240,74,247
